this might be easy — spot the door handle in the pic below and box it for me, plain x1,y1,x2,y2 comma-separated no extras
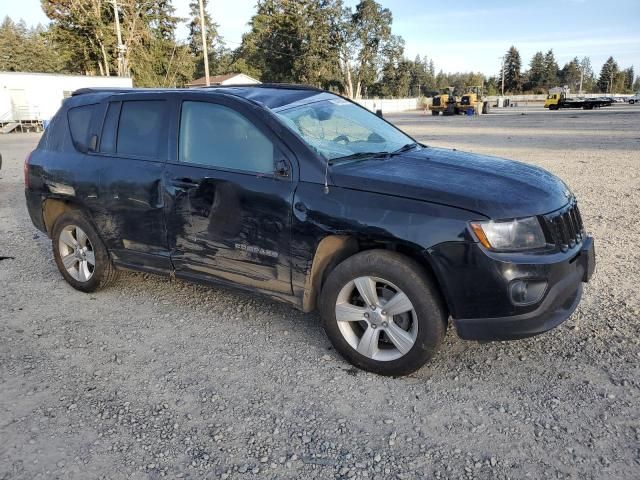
171,177,200,189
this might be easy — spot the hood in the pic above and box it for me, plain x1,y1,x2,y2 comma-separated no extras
330,147,572,219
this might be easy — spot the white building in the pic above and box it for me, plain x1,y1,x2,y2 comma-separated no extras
0,72,133,123
186,73,261,88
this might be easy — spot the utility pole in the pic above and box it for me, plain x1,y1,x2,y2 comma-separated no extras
198,0,210,86
112,0,126,77
501,56,505,96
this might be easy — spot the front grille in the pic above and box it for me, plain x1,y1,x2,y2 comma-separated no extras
543,201,585,251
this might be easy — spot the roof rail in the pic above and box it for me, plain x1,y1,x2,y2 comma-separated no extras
71,87,174,96
198,83,325,92
71,83,327,97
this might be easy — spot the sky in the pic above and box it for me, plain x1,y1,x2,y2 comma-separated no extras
2,0,639,77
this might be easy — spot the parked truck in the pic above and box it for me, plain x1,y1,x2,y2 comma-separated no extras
544,87,612,110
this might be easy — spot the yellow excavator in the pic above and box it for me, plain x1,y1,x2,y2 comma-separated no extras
430,87,458,115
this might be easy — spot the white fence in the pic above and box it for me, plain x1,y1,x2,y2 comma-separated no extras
356,97,420,113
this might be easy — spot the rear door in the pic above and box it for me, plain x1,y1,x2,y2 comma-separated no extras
89,95,173,272
164,96,296,294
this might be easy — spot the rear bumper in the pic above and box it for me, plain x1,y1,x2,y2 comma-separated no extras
431,237,595,341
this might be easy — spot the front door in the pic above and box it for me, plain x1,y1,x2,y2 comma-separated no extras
164,98,296,294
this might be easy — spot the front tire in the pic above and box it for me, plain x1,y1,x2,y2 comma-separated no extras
52,211,119,292
319,250,447,376
630,99,635,105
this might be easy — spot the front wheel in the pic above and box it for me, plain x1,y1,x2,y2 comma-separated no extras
630,99,635,105
319,250,447,376
52,211,119,292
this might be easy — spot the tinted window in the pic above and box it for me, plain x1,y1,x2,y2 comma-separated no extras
67,104,96,152
117,100,167,159
179,101,274,173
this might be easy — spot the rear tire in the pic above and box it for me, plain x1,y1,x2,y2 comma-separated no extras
630,99,635,105
52,211,119,292
319,250,447,376
431,110,439,116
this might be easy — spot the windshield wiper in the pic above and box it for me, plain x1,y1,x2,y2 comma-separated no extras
329,151,390,165
391,142,420,155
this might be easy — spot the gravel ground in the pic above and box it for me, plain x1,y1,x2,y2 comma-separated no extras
1,105,639,480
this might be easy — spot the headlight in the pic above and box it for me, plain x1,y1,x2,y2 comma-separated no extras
470,217,546,251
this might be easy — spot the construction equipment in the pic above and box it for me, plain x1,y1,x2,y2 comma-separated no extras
457,86,490,114
544,86,612,110
430,87,459,116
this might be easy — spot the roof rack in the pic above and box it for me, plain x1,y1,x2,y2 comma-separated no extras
73,83,325,97
198,83,324,92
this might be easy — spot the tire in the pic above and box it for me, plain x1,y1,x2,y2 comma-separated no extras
630,99,635,105
52,211,119,292
431,110,439,116
319,250,447,376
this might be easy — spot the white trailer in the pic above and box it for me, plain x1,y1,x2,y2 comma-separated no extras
0,72,132,133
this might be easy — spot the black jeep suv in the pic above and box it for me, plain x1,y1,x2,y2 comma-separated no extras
25,85,595,375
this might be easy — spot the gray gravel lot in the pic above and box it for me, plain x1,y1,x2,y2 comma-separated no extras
1,105,639,479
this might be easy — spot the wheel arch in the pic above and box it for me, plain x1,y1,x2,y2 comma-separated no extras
302,235,452,318
42,198,88,236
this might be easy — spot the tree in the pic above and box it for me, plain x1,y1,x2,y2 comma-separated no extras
623,67,634,92
0,16,64,73
187,0,221,78
559,57,582,93
525,51,545,93
579,57,596,93
339,0,397,99
238,0,342,87
598,56,618,92
500,46,522,93
543,49,558,87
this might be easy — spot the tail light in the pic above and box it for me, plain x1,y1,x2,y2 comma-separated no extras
24,150,33,189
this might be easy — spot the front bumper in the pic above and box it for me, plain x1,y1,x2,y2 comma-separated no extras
430,236,595,341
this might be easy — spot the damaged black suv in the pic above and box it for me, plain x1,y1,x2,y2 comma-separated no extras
25,85,595,375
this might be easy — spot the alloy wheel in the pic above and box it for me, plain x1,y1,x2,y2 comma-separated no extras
335,276,418,361
58,225,95,282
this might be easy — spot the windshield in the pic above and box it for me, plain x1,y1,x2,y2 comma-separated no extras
274,97,415,161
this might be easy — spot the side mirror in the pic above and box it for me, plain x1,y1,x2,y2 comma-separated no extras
375,109,383,118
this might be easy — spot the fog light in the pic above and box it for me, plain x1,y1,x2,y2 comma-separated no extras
509,279,547,306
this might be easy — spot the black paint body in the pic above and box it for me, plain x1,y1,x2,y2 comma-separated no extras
25,85,595,341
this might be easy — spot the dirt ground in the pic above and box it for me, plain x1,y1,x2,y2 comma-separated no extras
1,104,639,479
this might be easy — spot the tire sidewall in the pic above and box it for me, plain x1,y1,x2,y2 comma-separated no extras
52,211,110,292
319,250,446,376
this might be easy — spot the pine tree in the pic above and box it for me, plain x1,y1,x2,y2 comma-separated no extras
501,46,522,93
598,57,618,93
543,49,558,87
526,51,545,92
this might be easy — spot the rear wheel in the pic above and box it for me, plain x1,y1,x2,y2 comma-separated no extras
431,110,439,116
319,250,447,376
52,211,119,292
630,99,635,105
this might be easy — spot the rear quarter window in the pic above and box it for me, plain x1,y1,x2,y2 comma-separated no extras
67,104,97,152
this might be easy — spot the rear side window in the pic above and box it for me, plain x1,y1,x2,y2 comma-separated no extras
99,102,120,154
116,100,167,159
67,104,96,152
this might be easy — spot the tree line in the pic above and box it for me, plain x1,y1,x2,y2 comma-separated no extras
497,45,638,95
0,1,637,97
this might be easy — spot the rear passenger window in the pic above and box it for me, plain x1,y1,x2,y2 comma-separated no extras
116,100,167,159
179,101,274,174
67,104,96,152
